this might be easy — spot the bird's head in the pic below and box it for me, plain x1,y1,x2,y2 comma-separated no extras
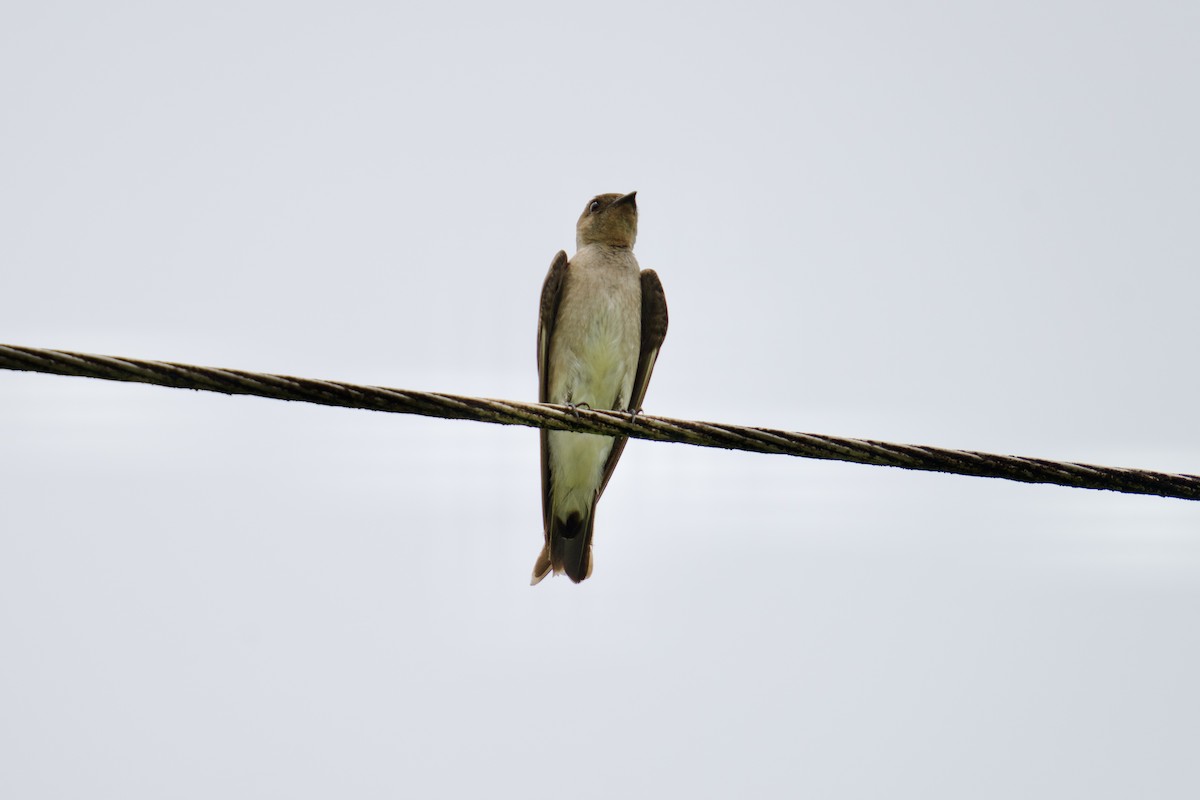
576,192,638,249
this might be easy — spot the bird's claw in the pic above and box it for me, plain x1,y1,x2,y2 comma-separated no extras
566,401,592,418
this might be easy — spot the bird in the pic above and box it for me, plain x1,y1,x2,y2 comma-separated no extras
531,191,668,584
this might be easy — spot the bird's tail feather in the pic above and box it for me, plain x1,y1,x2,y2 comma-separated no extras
530,545,552,585
530,509,595,585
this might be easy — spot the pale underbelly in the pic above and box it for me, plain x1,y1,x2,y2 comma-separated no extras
547,337,635,516
547,429,613,516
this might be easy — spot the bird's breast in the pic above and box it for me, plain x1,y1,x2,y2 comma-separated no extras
548,256,642,411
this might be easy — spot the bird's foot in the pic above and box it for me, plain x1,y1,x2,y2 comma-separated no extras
565,401,592,418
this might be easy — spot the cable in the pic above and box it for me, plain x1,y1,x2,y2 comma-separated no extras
2,343,1197,501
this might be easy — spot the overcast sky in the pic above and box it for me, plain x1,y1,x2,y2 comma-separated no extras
2,2,1199,798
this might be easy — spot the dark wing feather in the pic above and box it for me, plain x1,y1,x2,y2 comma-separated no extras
597,268,669,497
538,250,570,402
630,269,669,412
537,251,570,534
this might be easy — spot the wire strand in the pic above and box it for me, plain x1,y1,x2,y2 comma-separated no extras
2,343,1197,502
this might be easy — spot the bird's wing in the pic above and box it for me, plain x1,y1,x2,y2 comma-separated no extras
538,251,570,531
538,250,570,402
630,269,669,413
597,268,669,497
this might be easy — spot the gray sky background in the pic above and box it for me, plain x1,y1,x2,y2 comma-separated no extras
3,2,1199,797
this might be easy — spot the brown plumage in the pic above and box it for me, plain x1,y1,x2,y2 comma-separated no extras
531,192,668,584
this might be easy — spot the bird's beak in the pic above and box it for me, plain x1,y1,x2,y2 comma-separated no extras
613,191,638,208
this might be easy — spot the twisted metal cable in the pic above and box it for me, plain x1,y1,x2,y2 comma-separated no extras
2,343,1197,502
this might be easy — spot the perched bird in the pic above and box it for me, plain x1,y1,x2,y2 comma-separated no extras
532,192,669,584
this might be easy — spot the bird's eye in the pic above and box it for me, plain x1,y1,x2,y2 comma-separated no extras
589,201,600,213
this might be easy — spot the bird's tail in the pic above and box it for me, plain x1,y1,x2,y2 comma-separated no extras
530,509,595,585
